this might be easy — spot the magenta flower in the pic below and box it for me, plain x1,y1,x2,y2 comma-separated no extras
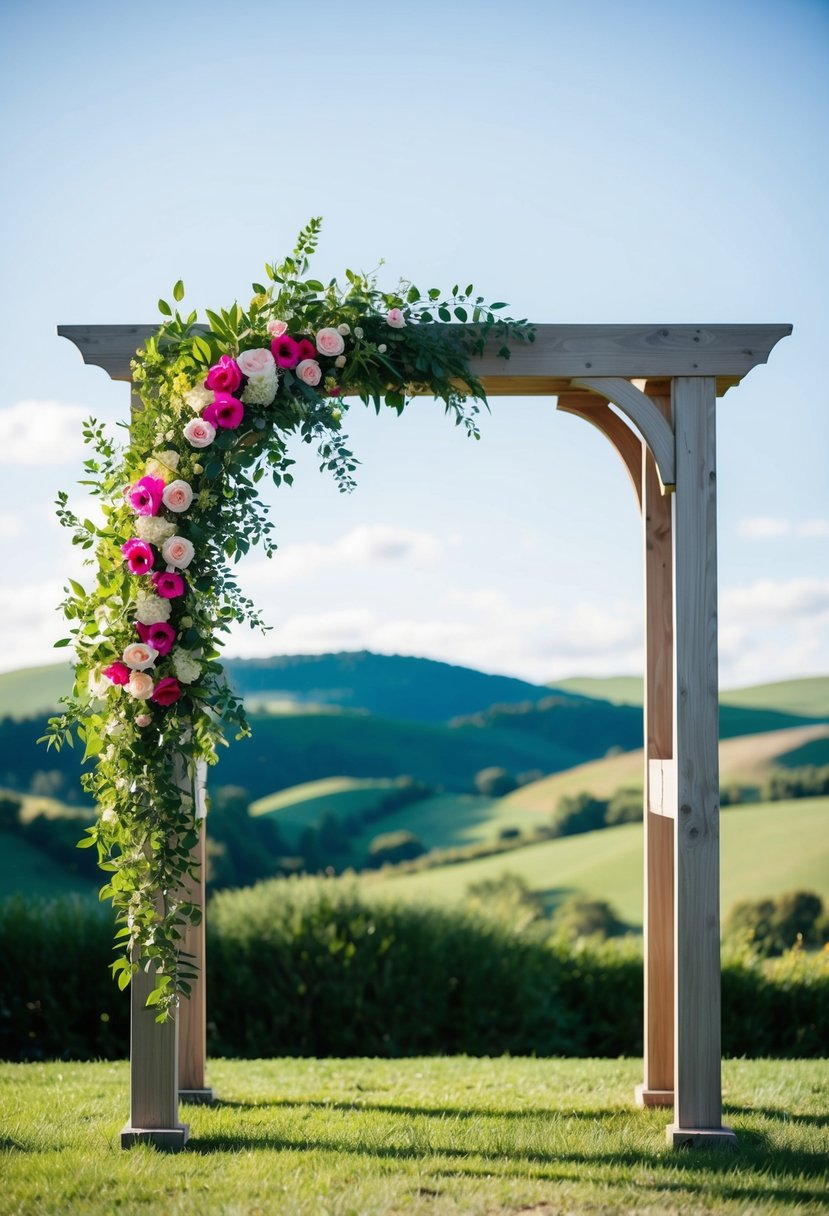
203,392,244,430
296,337,316,363
136,621,176,656
271,334,300,368
121,538,154,575
152,570,186,599
126,475,165,516
103,661,130,686
152,676,182,707
205,355,242,393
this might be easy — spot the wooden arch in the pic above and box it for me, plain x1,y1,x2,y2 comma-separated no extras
59,322,791,1150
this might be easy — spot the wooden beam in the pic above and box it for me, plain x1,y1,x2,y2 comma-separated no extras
666,376,736,1149
121,962,188,1150
57,322,792,390
556,393,643,508
572,378,676,489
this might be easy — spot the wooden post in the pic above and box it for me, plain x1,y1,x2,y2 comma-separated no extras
666,377,735,1148
179,762,215,1104
120,963,188,1149
635,392,675,1109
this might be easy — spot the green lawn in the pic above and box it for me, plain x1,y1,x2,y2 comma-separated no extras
0,1058,826,1214
363,797,829,926
556,674,829,720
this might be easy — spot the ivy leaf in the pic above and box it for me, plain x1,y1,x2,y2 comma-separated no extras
158,299,172,317
173,280,185,302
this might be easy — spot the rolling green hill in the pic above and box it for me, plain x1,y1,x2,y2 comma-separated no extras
0,831,97,899
362,795,829,927
557,674,829,721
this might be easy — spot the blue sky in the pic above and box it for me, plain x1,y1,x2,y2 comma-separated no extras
1,0,827,685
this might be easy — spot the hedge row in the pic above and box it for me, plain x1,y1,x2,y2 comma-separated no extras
1,880,826,1061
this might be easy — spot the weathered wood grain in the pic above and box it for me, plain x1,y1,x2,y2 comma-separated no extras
573,378,676,489
121,961,188,1149
667,376,735,1146
57,323,792,389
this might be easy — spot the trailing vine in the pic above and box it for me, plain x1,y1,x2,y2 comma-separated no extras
44,218,533,1019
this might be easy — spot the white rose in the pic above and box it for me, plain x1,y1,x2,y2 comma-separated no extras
100,807,119,827
185,383,214,413
135,591,172,625
156,449,180,470
106,720,126,737
88,671,110,699
237,348,276,377
136,515,176,545
172,649,202,684
162,480,194,513
337,323,350,335
162,535,195,570
122,643,158,671
128,671,154,700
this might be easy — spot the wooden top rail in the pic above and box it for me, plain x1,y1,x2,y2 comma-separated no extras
57,322,791,397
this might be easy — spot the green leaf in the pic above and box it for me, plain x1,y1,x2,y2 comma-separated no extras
438,307,451,323
407,285,421,304
490,302,508,309
173,280,185,302
454,306,468,322
68,578,85,599
54,638,71,648
158,299,172,317
305,279,324,291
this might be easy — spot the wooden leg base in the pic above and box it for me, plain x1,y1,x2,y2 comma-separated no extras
179,1087,216,1105
666,1124,737,1149
635,1084,674,1108
121,1123,189,1151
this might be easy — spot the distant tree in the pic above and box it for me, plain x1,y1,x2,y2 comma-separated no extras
605,788,643,826
550,894,627,941
466,872,544,923
0,793,22,832
318,811,349,855
724,890,825,956
474,767,518,798
552,793,607,837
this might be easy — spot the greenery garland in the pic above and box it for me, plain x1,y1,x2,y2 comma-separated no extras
44,218,533,1019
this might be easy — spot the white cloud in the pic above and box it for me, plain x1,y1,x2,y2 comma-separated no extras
719,576,829,685
0,578,71,672
737,516,790,539
0,512,22,539
737,516,829,540
243,524,446,586
0,401,90,466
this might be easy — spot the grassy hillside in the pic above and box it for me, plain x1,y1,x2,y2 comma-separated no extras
499,722,829,812
364,795,829,927
558,673,829,721
0,663,72,719
250,777,401,835
0,831,96,899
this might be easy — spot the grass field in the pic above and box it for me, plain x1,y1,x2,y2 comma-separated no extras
363,797,829,926
0,830,95,899
557,674,829,720
0,1058,826,1215
499,723,829,813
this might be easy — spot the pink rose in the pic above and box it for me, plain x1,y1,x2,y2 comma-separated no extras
121,538,154,576
161,479,193,513
271,334,300,368
296,359,322,387
315,327,345,357
122,642,158,671
296,338,316,363
135,712,152,727
386,308,406,328
128,671,154,701
152,570,185,599
125,475,165,516
136,621,176,656
103,661,130,686
205,355,242,393
183,417,216,449
162,535,195,570
267,319,288,338
237,347,276,378
203,393,244,430
152,676,182,707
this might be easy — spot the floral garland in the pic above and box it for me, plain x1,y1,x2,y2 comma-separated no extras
46,219,532,1018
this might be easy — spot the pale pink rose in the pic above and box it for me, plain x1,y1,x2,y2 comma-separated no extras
122,642,159,671
162,479,193,513
128,671,154,700
315,327,345,357
162,535,195,570
183,417,216,449
266,319,288,338
295,359,322,387
386,308,406,328
135,713,152,727
237,347,276,377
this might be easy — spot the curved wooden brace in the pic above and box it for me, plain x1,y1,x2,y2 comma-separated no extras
557,393,643,510
572,376,675,490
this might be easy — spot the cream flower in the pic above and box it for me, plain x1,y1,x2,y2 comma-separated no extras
123,642,158,671
128,672,154,700
136,515,176,545
241,369,279,406
172,649,202,684
185,383,214,413
135,591,172,625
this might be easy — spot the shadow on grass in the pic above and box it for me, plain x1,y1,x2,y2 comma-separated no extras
212,1097,636,1121
724,1102,829,1130
186,1128,828,1206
